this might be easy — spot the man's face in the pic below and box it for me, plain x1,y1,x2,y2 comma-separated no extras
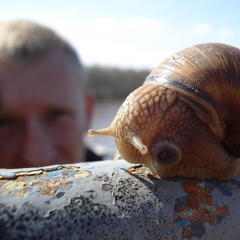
0,51,93,168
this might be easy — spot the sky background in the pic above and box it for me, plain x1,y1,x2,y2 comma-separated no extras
1,0,240,69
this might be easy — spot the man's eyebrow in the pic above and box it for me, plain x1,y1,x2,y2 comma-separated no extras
43,105,73,111
42,105,76,116
0,111,14,116
0,112,19,121
0,107,23,117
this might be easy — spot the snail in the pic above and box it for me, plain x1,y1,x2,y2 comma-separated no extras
88,43,240,181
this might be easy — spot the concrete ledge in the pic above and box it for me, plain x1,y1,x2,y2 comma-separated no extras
0,159,239,239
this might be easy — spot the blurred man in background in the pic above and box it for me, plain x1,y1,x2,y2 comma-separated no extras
0,21,101,168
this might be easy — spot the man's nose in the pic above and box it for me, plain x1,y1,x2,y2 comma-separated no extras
22,120,55,167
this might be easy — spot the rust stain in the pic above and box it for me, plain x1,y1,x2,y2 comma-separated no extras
0,166,90,198
2,181,28,198
38,179,70,196
174,180,229,239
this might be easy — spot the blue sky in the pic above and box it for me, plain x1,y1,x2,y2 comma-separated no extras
1,0,240,69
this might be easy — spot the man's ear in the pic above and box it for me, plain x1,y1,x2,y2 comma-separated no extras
85,91,95,130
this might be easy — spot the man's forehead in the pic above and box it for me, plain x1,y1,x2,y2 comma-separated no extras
0,52,85,110
0,52,83,85
0,50,81,74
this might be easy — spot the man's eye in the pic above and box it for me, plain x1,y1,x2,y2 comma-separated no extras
50,109,66,118
0,117,14,127
47,109,71,122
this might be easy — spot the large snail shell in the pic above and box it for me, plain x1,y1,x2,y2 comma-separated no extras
88,43,240,180
147,43,240,157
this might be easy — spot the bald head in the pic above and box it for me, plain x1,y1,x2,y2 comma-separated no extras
0,21,81,66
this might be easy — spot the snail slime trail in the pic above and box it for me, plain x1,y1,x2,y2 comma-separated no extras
88,43,240,181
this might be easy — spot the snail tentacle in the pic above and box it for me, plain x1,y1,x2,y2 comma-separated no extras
88,127,114,137
129,135,148,155
113,149,121,161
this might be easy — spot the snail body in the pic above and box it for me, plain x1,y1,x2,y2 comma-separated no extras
88,43,240,181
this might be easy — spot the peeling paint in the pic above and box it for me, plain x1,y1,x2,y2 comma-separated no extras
0,166,90,198
0,165,90,180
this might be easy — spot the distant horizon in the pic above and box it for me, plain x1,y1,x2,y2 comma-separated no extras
85,63,152,71
1,0,239,69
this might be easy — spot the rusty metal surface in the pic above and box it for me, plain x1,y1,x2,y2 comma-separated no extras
0,159,240,240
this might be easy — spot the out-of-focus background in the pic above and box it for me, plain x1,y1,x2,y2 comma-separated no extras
1,0,240,155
